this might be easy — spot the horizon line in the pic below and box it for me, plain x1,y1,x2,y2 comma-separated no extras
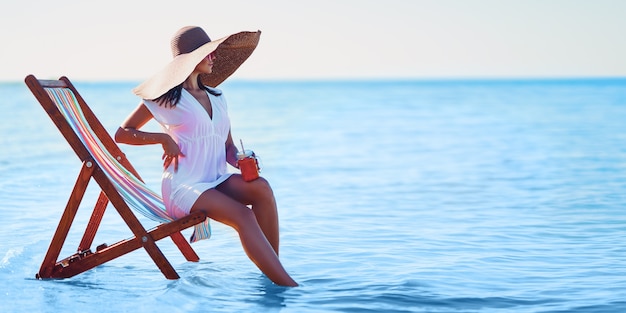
2,75,626,84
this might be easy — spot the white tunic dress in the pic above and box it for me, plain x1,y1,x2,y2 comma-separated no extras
143,87,233,219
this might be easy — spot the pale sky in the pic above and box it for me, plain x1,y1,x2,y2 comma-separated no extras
1,0,625,82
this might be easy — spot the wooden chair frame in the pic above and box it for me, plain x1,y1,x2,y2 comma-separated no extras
25,75,206,279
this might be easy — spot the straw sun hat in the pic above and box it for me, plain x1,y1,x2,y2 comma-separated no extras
133,26,261,100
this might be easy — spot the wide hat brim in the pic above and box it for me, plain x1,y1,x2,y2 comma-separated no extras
133,30,261,99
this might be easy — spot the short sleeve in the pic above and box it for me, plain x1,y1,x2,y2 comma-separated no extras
143,99,185,126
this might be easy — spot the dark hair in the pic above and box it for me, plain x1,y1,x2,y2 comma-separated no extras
154,84,183,107
153,76,222,108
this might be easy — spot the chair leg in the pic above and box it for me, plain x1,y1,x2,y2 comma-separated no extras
38,161,94,279
171,231,200,262
78,191,108,253
142,239,180,279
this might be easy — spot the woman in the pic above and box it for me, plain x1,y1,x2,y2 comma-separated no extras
115,26,297,287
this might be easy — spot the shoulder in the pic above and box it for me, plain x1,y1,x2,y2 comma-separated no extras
141,98,173,117
205,86,223,96
142,98,157,106
142,98,164,111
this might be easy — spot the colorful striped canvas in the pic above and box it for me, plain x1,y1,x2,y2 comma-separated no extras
44,87,210,242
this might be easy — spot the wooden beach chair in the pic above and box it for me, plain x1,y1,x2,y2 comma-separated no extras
25,75,209,279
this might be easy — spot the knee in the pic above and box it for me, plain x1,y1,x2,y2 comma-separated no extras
252,177,274,201
231,207,258,231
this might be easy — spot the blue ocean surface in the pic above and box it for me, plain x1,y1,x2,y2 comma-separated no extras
1,78,625,312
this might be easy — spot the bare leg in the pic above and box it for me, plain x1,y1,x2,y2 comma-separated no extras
216,176,280,254
190,186,297,286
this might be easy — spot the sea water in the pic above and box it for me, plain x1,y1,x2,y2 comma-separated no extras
1,78,625,312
